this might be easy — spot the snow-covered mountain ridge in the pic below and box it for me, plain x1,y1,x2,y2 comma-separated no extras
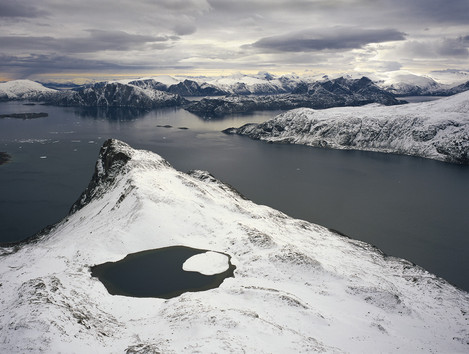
0,79,57,101
379,73,469,96
0,80,186,109
2,71,469,110
0,139,468,353
125,71,469,97
49,81,186,109
225,91,469,164
186,76,402,117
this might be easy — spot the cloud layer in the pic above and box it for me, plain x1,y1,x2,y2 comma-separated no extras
249,28,406,52
0,0,468,81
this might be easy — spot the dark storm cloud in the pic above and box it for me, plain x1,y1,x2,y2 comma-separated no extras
0,0,46,18
248,28,406,52
0,30,172,54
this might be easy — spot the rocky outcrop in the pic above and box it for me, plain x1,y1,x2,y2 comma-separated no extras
0,152,11,165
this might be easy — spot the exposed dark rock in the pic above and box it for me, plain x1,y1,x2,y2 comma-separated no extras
0,152,11,165
69,139,134,214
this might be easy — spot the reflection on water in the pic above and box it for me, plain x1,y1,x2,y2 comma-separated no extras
0,101,468,292
73,106,150,120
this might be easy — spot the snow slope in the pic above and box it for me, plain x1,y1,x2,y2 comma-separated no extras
0,139,468,353
225,91,469,164
0,79,57,100
380,73,445,96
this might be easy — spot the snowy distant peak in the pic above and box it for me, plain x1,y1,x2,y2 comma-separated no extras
203,72,292,95
255,71,275,81
375,71,469,96
225,90,469,164
186,77,400,117
380,73,444,96
127,77,227,96
0,79,56,100
384,73,439,87
2,71,468,104
127,78,169,92
291,75,395,100
68,81,187,108
429,69,469,85
36,81,187,109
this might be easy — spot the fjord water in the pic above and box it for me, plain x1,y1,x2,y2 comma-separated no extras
0,101,468,292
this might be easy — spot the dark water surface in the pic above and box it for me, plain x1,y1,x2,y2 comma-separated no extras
91,246,236,299
0,101,468,291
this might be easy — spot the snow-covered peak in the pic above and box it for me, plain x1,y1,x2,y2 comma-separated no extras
111,75,182,87
0,79,56,99
383,72,441,88
429,70,469,85
0,139,468,352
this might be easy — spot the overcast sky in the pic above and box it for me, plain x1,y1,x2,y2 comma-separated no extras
1,0,468,82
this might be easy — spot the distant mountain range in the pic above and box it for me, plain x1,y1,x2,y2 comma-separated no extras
1,72,468,115
378,73,469,96
185,77,403,117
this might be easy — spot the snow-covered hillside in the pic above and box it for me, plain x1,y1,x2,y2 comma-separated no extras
187,77,402,117
224,91,469,164
380,73,445,96
0,79,57,101
0,79,186,108
0,140,468,353
139,72,469,97
378,72,469,96
55,82,186,108
202,72,296,95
